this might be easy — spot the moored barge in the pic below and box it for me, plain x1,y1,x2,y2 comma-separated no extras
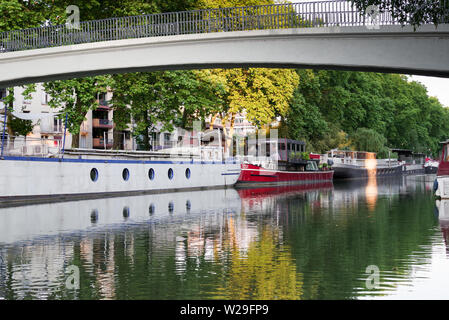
0,142,241,205
434,139,449,199
327,150,403,179
237,138,333,186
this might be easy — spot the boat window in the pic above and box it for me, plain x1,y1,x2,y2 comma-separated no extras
123,206,130,219
90,168,99,182
122,168,130,181
306,161,318,171
185,168,191,179
168,168,174,180
279,143,286,150
148,168,155,180
149,204,155,215
90,209,98,223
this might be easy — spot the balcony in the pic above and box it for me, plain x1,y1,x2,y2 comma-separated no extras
92,118,113,129
93,138,113,149
80,123,89,136
40,124,63,134
96,99,111,110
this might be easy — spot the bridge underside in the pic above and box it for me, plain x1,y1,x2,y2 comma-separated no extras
1,24,449,88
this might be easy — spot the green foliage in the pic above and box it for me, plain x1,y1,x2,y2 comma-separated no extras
289,151,310,161
43,76,110,147
351,127,389,158
8,116,33,137
284,70,449,158
110,71,221,149
0,0,46,32
1,87,35,138
350,0,449,28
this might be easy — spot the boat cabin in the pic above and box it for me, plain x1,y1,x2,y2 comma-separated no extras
327,150,377,166
243,138,306,161
391,148,425,165
242,138,320,171
438,139,449,176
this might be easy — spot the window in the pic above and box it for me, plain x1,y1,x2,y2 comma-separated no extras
185,168,191,179
0,88,6,100
168,168,174,180
123,206,130,219
90,209,98,223
122,168,130,181
148,168,155,180
54,117,62,132
90,168,99,182
98,92,106,101
41,92,49,105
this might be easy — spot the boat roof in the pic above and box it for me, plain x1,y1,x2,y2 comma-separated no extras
328,149,376,155
246,138,305,145
440,139,449,145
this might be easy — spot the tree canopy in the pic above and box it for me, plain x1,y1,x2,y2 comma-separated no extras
282,69,449,157
1,0,449,156
350,0,449,27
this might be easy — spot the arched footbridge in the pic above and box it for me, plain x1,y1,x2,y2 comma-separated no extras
1,0,449,88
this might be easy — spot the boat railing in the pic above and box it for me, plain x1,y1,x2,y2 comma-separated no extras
0,134,237,163
331,156,401,167
238,155,278,170
1,136,62,157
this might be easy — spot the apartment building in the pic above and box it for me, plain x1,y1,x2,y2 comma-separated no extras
1,85,261,154
1,84,134,151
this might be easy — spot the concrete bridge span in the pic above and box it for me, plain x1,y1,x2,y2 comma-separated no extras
1,24,449,87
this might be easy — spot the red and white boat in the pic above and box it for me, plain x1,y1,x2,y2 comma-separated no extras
236,138,333,186
435,139,449,199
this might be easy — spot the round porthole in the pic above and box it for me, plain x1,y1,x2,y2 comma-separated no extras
123,206,130,219
149,204,155,215
148,168,155,180
168,168,174,180
122,168,130,181
90,209,98,223
185,168,191,179
90,168,99,182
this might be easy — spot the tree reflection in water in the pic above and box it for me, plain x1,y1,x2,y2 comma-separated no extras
0,177,444,300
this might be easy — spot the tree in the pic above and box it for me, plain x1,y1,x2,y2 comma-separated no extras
283,69,449,157
350,0,449,28
0,0,47,32
0,86,34,146
351,127,388,157
43,77,110,148
195,0,300,151
110,71,221,150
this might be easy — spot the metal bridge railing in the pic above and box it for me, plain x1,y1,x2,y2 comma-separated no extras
0,0,448,53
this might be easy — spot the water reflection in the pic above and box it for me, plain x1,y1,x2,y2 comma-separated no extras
0,176,447,300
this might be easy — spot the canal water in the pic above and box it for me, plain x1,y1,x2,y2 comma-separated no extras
0,175,448,300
